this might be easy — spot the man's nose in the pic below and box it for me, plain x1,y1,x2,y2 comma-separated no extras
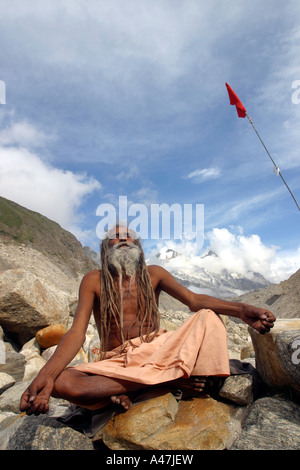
119,234,127,241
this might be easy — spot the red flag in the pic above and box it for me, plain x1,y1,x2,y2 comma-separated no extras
225,82,247,118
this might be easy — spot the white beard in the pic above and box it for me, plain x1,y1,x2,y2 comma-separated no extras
107,242,142,278
107,242,142,332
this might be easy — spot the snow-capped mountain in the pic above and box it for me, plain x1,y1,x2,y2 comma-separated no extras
147,247,271,299
84,243,271,299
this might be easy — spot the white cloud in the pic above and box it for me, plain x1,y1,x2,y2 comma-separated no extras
186,167,221,183
203,228,276,277
0,1,215,74
115,164,141,183
149,227,299,284
203,228,300,283
0,124,101,232
131,187,159,207
0,120,54,149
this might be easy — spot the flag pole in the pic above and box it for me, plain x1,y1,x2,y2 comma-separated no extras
225,83,299,212
246,112,300,212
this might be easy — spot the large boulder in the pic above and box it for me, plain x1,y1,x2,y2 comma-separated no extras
0,269,70,345
0,411,95,450
101,392,238,450
249,318,300,394
231,397,300,450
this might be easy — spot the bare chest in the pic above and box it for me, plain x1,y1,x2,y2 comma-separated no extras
92,281,152,349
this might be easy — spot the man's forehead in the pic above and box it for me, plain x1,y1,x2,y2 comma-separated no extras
105,225,138,240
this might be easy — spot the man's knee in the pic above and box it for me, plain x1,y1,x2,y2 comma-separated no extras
52,369,77,399
195,308,226,331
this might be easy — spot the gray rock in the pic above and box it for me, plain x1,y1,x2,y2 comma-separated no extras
0,350,25,382
0,339,5,365
250,318,300,394
0,269,70,345
0,412,95,450
0,372,15,394
21,348,46,382
230,397,300,450
21,337,42,355
219,374,254,406
0,380,31,413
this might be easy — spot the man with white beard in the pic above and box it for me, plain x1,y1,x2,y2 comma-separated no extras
20,225,276,415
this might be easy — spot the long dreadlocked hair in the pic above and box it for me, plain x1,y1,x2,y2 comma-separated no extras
99,231,160,358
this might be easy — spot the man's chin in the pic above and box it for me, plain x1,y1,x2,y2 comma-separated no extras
117,242,134,248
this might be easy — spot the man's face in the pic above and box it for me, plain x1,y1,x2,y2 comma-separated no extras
108,226,137,248
106,226,141,278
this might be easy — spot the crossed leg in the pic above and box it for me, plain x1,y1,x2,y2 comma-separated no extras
52,369,208,411
111,376,207,409
52,369,147,410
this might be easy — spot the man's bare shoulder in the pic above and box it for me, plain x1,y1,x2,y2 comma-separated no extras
147,265,174,280
82,269,101,280
80,270,101,291
147,264,168,273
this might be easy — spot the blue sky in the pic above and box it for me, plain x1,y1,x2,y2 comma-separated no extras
0,0,299,283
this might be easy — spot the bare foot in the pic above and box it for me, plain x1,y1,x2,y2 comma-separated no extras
171,376,207,399
111,393,133,410
110,375,222,410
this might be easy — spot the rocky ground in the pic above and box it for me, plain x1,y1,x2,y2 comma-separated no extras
1,302,300,451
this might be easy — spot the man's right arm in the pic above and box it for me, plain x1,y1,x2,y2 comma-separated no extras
151,265,276,335
20,270,98,415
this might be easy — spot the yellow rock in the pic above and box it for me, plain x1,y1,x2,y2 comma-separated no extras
103,392,178,449
102,393,235,450
35,324,67,349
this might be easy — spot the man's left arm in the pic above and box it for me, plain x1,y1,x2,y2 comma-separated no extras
153,265,276,335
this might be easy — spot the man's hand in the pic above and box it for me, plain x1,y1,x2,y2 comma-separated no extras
20,374,55,416
239,304,276,334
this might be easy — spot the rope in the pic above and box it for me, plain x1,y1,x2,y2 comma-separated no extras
246,113,300,212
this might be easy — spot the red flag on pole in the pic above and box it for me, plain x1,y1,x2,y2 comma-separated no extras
225,82,247,118
224,83,300,211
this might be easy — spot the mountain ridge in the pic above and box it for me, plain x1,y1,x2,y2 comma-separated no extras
0,196,98,280
229,268,300,318
147,246,271,299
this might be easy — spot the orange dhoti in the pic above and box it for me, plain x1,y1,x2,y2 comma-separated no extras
73,309,230,384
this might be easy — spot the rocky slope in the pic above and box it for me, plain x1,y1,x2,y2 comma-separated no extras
230,269,300,318
0,196,98,282
0,196,99,345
